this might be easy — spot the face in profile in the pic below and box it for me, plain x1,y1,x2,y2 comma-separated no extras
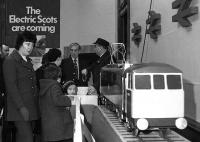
94,44,104,56
67,84,78,95
1,45,9,57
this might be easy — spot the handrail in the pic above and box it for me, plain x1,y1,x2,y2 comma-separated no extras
73,96,83,142
73,96,96,142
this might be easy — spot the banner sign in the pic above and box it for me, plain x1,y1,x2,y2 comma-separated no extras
6,0,60,49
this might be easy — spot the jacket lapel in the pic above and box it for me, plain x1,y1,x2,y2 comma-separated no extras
11,50,33,70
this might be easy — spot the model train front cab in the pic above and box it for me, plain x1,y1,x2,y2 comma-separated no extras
122,63,187,131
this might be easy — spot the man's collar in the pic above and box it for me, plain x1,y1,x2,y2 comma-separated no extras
99,50,107,57
71,57,78,61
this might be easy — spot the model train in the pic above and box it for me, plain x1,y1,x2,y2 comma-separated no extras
100,62,188,135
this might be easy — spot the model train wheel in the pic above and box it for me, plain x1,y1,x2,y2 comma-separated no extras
142,130,152,134
132,128,140,136
124,121,132,132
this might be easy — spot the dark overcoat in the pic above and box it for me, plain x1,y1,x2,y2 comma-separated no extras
3,50,39,121
0,57,5,110
39,79,73,141
87,50,111,93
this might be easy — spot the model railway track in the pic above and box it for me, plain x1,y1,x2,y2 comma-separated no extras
100,105,190,142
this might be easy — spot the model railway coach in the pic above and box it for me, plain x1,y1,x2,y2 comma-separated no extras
121,63,187,134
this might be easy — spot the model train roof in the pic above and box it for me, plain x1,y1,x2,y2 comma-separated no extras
123,62,182,74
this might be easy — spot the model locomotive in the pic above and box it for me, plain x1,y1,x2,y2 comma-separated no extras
100,62,187,135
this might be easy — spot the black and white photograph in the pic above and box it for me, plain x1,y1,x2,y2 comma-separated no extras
0,0,200,142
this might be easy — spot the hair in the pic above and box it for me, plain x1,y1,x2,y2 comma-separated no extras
1,44,9,50
15,31,37,50
41,53,49,65
44,64,62,80
62,80,76,94
46,48,61,62
37,38,46,47
69,42,81,50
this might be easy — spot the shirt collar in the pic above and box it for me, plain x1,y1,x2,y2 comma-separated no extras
21,54,27,62
72,57,78,62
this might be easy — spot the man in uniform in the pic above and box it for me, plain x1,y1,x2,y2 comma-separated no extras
81,38,111,94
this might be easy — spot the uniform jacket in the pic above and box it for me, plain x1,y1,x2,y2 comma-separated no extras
3,50,39,121
87,50,111,93
61,55,88,86
39,79,73,141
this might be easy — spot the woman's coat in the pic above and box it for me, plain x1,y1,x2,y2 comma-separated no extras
39,79,73,141
3,50,39,121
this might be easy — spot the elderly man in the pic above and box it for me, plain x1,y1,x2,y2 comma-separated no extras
0,44,9,110
0,44,10,142
0,44,9,58
61,42,89,86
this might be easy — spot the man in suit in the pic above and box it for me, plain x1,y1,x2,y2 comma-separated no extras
61,43,88,86
0,44,10,142
0,44,9,97
81,38,111,94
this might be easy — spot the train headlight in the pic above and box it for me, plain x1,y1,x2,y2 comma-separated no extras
136,118,149,130
175,118,187,130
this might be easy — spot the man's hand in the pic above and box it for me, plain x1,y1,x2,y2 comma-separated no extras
19,107,29,121
81,69,87,75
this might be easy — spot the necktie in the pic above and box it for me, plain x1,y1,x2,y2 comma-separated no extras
73,59,79,79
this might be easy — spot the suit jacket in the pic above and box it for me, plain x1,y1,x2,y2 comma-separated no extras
87,50,111,93
61,55,88,86
0,57,5,94
39,79,73,141
3,50,39,121
0,57,5,110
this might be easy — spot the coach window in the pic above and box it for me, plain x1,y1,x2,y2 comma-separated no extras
153,75,165,89
167,75,182,89
135,75,151,89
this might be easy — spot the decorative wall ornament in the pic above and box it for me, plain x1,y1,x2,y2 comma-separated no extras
146,10,161,39
172,0,198,27
131,23,142,46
